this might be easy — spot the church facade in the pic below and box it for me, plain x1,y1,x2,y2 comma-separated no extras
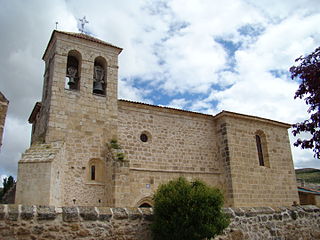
15,30,299,207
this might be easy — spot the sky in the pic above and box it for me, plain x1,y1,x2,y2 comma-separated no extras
0,0,320,181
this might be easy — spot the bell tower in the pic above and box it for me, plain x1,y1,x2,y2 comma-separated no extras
16,31,122,206
36,30,122,143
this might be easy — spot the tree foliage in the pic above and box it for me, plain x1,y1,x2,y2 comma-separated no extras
290,47,320,159
0,176,15,201
152,177,229,240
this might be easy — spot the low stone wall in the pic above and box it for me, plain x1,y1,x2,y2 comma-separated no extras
218,205,320,240
0,205,319,240
0,205,153,239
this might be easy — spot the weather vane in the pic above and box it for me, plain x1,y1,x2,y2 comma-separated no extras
79,16,89,33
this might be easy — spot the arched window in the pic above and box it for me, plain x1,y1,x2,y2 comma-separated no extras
255,130,270,167
87,158,105,183
65,50,81,90
93,57,107,95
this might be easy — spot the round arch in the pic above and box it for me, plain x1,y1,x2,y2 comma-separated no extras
93,56,108,95
87,158,106,183
65,49,82,90
136,196,153,208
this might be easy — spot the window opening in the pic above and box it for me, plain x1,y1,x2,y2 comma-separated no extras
65,54,80,90
140,133,148,142
91,165,96,180
256,135,264,166
139,202,152,208
93,58,106,95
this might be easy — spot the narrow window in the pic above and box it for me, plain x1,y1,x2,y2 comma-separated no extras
256,135,264,166
91,165,96,180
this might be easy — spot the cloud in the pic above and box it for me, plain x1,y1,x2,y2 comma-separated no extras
166,98,189,109
0,116,31,178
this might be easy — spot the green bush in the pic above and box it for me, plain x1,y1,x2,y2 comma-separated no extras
152,177,229,240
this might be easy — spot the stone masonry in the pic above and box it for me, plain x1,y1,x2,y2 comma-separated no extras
0,91,9,151
0,204,319,240
15,30,299,208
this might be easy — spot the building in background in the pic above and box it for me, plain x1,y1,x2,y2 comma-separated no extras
298,186,320,207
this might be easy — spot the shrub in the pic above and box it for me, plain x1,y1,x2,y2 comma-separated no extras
152,177,229,240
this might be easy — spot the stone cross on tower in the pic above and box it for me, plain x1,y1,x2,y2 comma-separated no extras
79,16,89,33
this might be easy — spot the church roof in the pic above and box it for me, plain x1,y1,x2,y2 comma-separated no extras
43,30,122,59
118,99,292,128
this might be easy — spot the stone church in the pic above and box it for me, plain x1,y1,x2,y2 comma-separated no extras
15,30,299,208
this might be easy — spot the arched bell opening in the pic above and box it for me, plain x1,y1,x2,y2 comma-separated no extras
93,56,107,95
65,50,82,90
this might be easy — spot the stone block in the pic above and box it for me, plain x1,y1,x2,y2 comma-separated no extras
7,205,19,221
97,207,112,221
112,208,128,219
222,207,235,218
301,205,320,212
79,206,98,221
126,207,142,220
37,206,56,220
21,205,34,220
233,208,245,216
62,207,79,222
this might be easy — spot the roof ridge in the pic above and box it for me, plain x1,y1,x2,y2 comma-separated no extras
118,99,212,117
54,30,122,50
118,99,291,127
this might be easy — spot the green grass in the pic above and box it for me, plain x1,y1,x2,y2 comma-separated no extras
296,168,320,183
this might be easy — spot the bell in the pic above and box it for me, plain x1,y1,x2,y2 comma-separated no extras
68,77,76,86
93,81,104,94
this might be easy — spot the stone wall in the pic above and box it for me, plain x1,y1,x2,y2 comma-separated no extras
117,100,224,207
0,205,319,240
215,112,299,207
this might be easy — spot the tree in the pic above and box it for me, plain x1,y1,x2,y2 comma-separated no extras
290,47,320,159
0,176,15,201
151,177,229,240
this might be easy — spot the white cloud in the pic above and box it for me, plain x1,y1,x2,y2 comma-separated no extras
166,98,189,109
